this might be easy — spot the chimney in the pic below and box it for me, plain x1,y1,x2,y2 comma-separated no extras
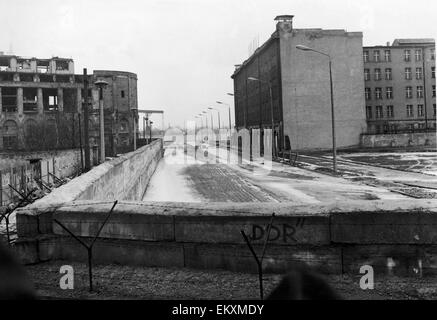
275,15,294,33
386,42,390,47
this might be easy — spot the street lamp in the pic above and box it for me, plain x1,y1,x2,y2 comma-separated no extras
208,107,221,130
216,101,231,130
247,77,276,158
207,109,214,131
202,111,208,129
94,79,108,163
195,115,202,128
197,114,204,128
149,121,153,143
296,44,337,173
228,92,248,129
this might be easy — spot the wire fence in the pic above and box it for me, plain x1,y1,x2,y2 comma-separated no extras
0,158,81,244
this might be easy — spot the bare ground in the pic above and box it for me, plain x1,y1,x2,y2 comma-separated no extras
25,261,437,300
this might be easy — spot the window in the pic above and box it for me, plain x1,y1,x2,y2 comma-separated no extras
432,67,435,79
415,49,422,61
417,86,424,98
418,104,424,117
365,88,371,100
375,87,382,100
121,90,125,98
404,50,411,62
433,85,436,97
406,86,412,98
405,68,412,80
386,105,394,118
416,67,423,80
374,68,381,80
366,106,372,119
385,68,392,80
386,87,393,99
364,69,370,81
2,120,18,150
363,51,369,62
376,106,383,118
384,50,391,62
373,50,380,62
406,105,413,117
431,49,435,60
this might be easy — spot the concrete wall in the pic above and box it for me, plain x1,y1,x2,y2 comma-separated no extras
14,199,437,276
19,139,162,207
280,27,367,150
361,131,436,148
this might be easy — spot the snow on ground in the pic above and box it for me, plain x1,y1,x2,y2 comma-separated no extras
142,146,203,202
337,152,437,176
231,160,409,203
143,143,411,204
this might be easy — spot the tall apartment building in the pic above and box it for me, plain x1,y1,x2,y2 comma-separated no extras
0,53,138,156
363,39,436,133
231,16,367,151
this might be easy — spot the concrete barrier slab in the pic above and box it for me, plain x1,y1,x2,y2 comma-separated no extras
38,236,184,267
183,243,341,274
175,215,330,245
52,206,174,242
331,210,437,244
342,245,437,276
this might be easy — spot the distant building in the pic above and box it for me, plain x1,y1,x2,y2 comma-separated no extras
231,16,367,152
0,53,138,156
363,39,436,133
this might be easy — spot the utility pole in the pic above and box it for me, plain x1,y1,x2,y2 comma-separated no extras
83,68,91,171
95,79,108,163
133,110,137,150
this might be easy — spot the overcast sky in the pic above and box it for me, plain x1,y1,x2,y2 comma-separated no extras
0,0,436,128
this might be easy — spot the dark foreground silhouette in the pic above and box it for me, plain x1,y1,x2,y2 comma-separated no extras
0,243,35,300
267,264,342,300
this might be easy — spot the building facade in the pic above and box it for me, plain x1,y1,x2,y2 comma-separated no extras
231,16,367,152
0,53,138,157
363,39,436,134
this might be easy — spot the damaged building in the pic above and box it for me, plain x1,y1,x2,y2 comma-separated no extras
0,53,138,157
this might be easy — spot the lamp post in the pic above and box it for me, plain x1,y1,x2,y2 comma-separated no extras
296,44,337,173
149,121,153,143
247,77,276,158
216,101,231,130
197,114,204,128
208,109,214,131
202,111,208,129
94,79,108,163
208,107,221,130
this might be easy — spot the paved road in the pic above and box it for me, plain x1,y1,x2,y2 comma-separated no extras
143,143,412,203
143,145,281,202
182,164,280,202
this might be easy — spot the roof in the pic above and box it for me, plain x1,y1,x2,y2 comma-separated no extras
274,15,294,21
231,28,360,79
231,30,279,78
392,38,435,46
